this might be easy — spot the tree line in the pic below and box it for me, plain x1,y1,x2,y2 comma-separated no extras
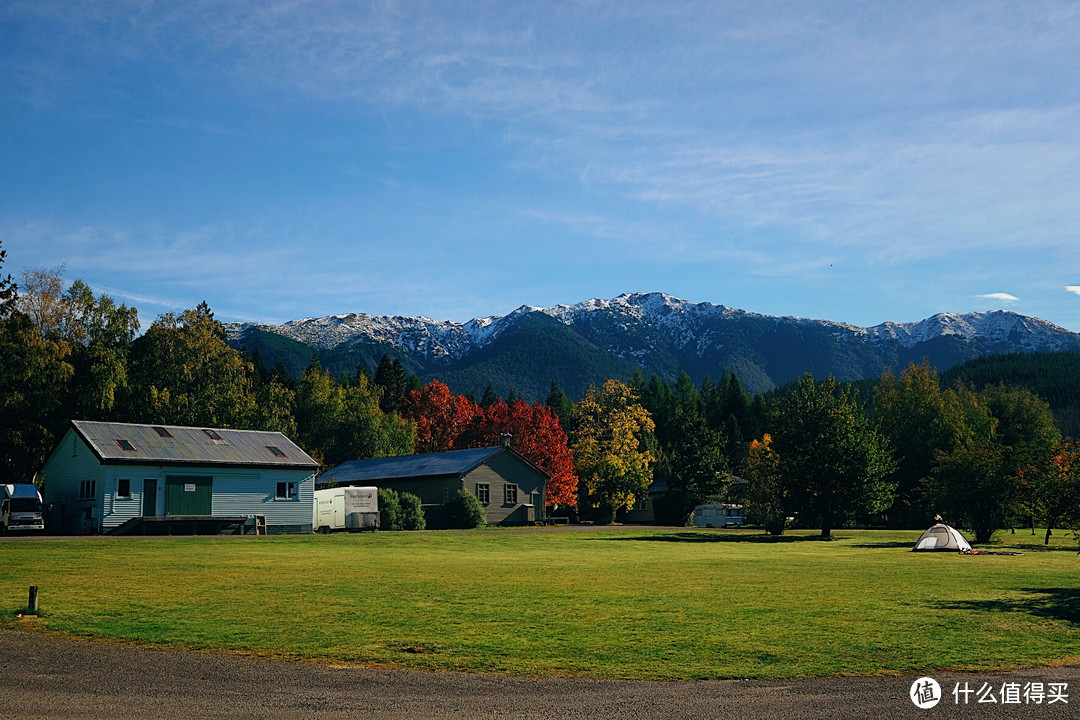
2,246,1078,543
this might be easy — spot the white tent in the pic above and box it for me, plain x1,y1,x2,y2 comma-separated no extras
912,523,972,552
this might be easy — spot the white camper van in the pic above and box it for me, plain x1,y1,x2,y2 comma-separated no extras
693,503,744,528
313,486,379,533
2,484,45,534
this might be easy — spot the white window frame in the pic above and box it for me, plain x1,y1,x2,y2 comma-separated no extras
275,481,298,500
116,478,131,499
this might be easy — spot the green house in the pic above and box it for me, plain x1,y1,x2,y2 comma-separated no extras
40,420,319,534
318,445,548,526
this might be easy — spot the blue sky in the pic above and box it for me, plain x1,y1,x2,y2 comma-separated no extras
4,1,1080,332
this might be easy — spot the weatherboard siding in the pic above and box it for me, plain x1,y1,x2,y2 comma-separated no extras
463,455,546,525
41,428,315,533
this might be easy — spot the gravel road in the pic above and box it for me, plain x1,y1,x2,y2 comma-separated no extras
1,629,1077,719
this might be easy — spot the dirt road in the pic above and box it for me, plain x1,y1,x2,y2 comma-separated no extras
1,630,1077,719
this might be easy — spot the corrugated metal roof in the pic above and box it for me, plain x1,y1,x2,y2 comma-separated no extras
71,420,319,469
318,446,507,485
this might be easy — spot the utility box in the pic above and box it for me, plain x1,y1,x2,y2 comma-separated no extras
313,486,379,533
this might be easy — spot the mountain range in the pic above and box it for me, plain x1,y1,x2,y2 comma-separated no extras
223,292,1080,400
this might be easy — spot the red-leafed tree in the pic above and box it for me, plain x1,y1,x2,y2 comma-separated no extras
401,380,479,453
459,398,579,508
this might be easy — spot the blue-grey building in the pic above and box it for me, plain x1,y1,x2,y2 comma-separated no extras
41,420,318,534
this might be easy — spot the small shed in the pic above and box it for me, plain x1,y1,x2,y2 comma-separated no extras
318,445,548,526
40,420,319,535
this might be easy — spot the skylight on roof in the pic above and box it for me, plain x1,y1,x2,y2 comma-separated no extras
116,439,137,452
267,446,287,458
154,426,172,438
203,429,222,441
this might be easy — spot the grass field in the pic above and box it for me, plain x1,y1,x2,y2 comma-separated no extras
2,527,1078,680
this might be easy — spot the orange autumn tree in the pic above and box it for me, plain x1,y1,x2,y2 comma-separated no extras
460,398,578,508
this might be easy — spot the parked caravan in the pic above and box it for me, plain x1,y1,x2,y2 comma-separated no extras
313,486,379,533
693,503,744,528
2,484,45,534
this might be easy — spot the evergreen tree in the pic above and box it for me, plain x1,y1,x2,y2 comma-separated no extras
373,353,410,415
480,384,500,408
545,379,573,428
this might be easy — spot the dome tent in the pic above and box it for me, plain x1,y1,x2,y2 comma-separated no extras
912,523,972,552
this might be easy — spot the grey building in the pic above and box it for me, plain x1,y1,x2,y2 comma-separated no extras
318,445,548,526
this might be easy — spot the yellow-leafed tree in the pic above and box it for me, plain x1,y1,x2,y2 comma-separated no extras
571,379,655,522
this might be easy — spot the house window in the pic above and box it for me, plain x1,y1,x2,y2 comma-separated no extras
267,446,287,458
475,484,490,505
116,439,137,452
504,484,518,505
276,482,298,500
154,426,172,438
117,478,131,498
79,480,96,500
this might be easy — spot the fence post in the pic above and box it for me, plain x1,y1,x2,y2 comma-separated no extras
28,586,38,614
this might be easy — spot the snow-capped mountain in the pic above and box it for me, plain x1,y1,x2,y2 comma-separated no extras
225,292,1080,399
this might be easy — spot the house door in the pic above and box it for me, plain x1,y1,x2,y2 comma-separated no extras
165,475,213,516
142,479,158,517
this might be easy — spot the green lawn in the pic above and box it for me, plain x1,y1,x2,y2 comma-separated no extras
2,527,1078,680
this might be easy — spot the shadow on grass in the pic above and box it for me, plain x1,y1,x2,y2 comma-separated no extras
851,541,916,550
597,532,837,544
999,543,1080,554
933,588,1080,626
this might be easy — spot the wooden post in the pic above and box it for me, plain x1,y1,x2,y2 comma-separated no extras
28,586,38,614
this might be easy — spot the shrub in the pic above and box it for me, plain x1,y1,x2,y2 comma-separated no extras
444,490,486,529
379,487,402,531
398,491,426,531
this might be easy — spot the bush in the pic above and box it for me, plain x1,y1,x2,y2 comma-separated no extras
444,490,486,529
378,488,402,531
398,491,426,531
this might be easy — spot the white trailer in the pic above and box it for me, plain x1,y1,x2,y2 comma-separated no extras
693,503,744,528
313,486,379,533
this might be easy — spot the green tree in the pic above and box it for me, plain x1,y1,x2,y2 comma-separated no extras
295,358,413,468
545,379,573,427
873,361,952,526
743,433,788,535
929,383,1060,543
0,239,16,316
127,303,257,428
774,374,896,538
571,379,656,522
62,280,140,420
655,372,730,524
0,312,74,482
373,354,411,415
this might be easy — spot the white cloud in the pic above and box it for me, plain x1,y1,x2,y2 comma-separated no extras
1067,286,1080,297
977,293,1020,302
